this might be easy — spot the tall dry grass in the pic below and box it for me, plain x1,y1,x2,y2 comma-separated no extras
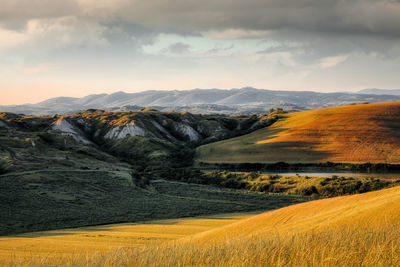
6,221,400,266
6,186,400,266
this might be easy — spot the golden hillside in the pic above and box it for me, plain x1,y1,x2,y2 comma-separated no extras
192,185,400,243
135,186,400,266
196,101,400,163
148,186,400,266
9,187,400,266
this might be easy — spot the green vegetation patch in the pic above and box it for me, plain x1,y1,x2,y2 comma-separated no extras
0,170,307,235
156,169,399,197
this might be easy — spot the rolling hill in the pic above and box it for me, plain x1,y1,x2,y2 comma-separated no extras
131,185,400,266
0,109,268,172
21,185,400,266
191,185,400,244
1,110,293,235
196,101,400,164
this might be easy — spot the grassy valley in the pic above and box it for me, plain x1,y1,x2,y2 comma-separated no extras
2,0,399,264
0,109,301,236
2,103,400,266
0,169,306,235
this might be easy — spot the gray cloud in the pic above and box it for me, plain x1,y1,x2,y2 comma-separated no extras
0,0,399,59
0,0,399,97
164,43,191,54
94,0,400,39
0,0,79,30
1,0,399,37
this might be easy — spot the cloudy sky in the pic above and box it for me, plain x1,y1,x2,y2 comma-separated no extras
1,0,400,105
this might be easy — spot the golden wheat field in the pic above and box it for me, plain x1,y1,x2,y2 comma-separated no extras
0,212,257,265
3,186,400,266
196,101,400,163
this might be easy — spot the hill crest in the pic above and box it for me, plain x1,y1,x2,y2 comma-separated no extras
196,101,400,164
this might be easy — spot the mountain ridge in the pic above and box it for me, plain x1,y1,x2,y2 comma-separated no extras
358,88,400,95
2,87,400,116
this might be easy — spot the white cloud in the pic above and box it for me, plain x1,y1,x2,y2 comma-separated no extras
319,55,348,68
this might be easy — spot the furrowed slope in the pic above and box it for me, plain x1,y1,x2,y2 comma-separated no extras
196,101,400,163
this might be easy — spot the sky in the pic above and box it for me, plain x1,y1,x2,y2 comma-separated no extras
1,0,400,105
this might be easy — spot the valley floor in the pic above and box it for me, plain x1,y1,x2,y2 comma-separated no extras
0,169,306,235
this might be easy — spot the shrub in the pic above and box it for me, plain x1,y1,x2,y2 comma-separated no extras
37,132,56,144
131,171,150,188
0,158,10,174
297,185,319,196
245,172,260,180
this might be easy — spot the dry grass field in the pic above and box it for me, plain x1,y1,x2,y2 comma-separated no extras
196,101,400,164
6,185,400,266
0,212,257,264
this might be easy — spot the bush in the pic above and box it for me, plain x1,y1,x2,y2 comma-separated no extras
0,158,10,174
296,185,319,196
131,171,150,188
245,172,260,180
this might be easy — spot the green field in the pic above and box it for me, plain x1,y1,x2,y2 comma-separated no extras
195,127,284,164
0,169,307,235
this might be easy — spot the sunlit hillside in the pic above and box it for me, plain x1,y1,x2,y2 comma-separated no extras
196,101,400,163
155,185,400,266
0,212,257,263
10,186,400,266
191,184,400,243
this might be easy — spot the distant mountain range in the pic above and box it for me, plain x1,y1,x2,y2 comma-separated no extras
357,89,400,95
2,87,400,115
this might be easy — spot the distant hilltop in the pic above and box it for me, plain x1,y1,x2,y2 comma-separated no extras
2,87,400,116
357,88,400,95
